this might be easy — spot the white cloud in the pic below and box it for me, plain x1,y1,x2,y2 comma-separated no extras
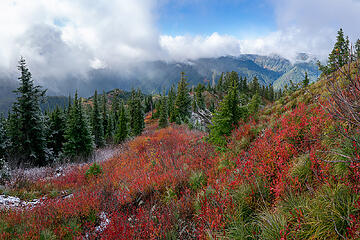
0,0,359,94
160,33,241,61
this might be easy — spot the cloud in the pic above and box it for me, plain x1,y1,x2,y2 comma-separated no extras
160,33,241,61
0,0,359,95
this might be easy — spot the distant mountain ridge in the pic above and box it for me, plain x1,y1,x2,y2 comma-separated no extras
0,53,321,114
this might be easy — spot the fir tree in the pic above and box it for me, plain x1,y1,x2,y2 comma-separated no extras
114,101,128,143
168,85,177,123
319,28,350,74
91,90,105,148
192,94,197,112
129,89,145,136
355,39,360,60
102,91,108,138
174,72,191,123
250,76,260,95
248,92,261,115
210,76,247,145
48,106,66,157
303,72,310,87
63,91,94,159
195,84,205,110
269,84,275,101
0,114,9,160
11,57,48,166
158,92,169,128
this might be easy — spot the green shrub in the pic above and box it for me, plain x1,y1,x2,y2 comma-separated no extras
85,162,103,178
189,171,206,191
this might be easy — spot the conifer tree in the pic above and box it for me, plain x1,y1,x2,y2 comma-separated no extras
129,89,145,136
102,91,108,137
216,73,224,94
319,28,350,74
48,106,66,157
303,72,310,87
192,94,197,112
63,91,94,159
158,92,169,128
11,58,48,166
210,76,247,145
91,90,105,148
248,92,261,115
174,72,191,123
355,39,360,60
168,85,177,123
195,85,205,110
250,76,260,94
269,84,275,101
114,101,128,143
106,113,115,140
0,114,8,160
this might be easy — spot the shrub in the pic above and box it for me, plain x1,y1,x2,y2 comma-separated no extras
189,171,206,191
85,162,103,178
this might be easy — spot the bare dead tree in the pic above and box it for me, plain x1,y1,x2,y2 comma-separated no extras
324,47,360,162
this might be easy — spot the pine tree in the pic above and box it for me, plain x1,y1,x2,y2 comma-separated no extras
0,114,9,160
216,73,224,94
192,94,197,112
250,76,260,94
48,106,66,157
355,39,360,60
195,84,205,110
269,84,275,101
319,28,350,74
102,91,108,138
303,72,310,87
11,57,48,166
210,76,247,145
91,90,105,148
114,101,128,143
168,85,177,123
63,91,94,159
158,92,169,128
174,72,191,123
248,92,261,115
129,89,145,136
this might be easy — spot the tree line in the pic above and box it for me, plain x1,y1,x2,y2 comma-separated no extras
0,58,147,167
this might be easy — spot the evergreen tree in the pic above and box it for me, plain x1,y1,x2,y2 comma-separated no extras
269,84,275,102
216,73,224,94
11,58,48,166
129,89,145,136
48,106,66,157
303,72,310,87
248,93,261,115
102,91,108,138
319,28,350,74
174,72,191,123
0,114,9,160
158,92,169,128
195,84,205,110
210,76,247,145
112,94,120,123
355,39,360,60
63,91,94,159
144,95,153,113
106,113,115,140
168,85,177,123
250,76,260,94
91,90,105,148
114,101,128,143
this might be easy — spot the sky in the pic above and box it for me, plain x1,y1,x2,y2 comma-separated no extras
0,0,360,93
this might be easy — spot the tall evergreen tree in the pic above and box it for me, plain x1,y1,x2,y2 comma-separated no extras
114,101,128,143
11,58,48,166
174,72,191,123
48,106,66,157
63,91,94,158
101,91,108,138
303,72,310,87
319,28,350,74
248,93,261,115
355,39,360,60
91,90,105,148
158,92,169,128
250,76,260,95
195,84,205,110
269,84,275,102
129,89,145,136
0,114,9,160
168,85,177,123
210,76,247,145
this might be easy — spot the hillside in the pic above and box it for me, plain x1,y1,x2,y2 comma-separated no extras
1,64,360,239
